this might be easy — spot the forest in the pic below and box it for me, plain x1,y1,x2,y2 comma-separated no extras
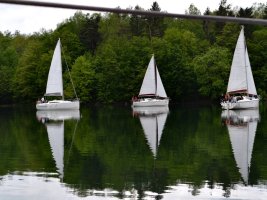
1,0,267,104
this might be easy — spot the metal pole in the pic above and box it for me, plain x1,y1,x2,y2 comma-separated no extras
0,0,267,25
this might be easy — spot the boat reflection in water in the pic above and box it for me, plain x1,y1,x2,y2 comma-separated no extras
36,110,80,180
133,106,169,158
36,110,81,122
221,109,260,184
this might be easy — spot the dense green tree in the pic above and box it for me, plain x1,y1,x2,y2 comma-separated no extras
193,46,231,99
251,3,266,18
165,16,206,41
248,29,267,99
185,4,201,15
145,1,165,37
129,6,146,37
215,0,234,17
57,11,86,36
94,36,152,103
0,65,15,103
13,39,45,100
238,7,253,18
1,3,267,104
70,54,96,102
79,13,102,54
99,13,131,42
0,33,31,103
214,0,234,36
56,12,87,58
203,8,216,44
94,38,127,103
0,33,18,68
156,28,199,100
216,23,240,50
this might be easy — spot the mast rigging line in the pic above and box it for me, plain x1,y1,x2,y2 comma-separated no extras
1,0,267,25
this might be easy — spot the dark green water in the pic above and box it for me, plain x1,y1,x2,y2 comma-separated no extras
0,104,267,199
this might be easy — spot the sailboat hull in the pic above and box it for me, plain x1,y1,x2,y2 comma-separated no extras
132,98,169,107
221,97,259,110
36,100,80,110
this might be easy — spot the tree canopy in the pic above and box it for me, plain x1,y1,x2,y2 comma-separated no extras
0,1,267,104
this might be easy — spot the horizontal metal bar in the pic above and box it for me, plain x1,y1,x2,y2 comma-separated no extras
1,0,267,25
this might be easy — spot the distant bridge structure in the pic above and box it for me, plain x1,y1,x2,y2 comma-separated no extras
0,0,267,25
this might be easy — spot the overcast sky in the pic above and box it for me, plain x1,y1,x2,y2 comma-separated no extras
0,0,265,34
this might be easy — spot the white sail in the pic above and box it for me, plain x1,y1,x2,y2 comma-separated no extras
46,122,64,179
223,109,259,184
156,66,167,98
227,27,256,95
245,48,257,95
136,107,169,157
45,39,63,97
139,55,167,98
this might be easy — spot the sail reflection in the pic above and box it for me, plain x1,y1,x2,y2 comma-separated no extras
133,107,169,158
221,109,259,184
36,110,80,180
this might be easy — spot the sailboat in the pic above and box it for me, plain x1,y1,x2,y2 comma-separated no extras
37,110,80,180
221,109,259,184
132,55,169,107
133,106,169,158
221,26,259,110
36,39,79,110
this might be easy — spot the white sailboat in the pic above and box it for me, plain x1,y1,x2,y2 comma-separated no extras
221,26,259,110
36,39,79,110
133,106,169,158
221,109,259,184
132,55,169,107
37,110,80,180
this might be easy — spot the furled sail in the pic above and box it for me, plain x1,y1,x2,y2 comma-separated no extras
45,39,63,97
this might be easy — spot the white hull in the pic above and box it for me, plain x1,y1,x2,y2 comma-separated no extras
36,100,80,110
132,98,169,107
221,98,259,110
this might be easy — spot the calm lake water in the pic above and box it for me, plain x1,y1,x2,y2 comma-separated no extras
0,104,267,200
